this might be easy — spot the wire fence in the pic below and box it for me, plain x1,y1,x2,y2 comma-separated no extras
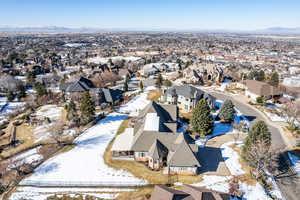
20,180,149,187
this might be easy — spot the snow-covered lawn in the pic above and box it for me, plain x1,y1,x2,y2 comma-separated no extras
9,186,133,200
221,141,245,176
21,113,146,186
9,147,43,170
33,105,64,141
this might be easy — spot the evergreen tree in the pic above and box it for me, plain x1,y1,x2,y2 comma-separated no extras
219,99,235,122
257,70,265,81
139,81,144,92
80,91,95,124
26,71,36,87
7,91,15,101
269,72,279,87
123,75,129,92
34,83,48,97
242,120,271,161
191,99,214,137
156,73,163,88
163,79,172,88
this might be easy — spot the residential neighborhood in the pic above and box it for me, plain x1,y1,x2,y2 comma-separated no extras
0,2,300,199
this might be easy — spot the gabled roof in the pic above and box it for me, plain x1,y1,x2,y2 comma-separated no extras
165,85,204,99
168,135,201,167
139,101,177,123
242,80,282,96
182,185,232,200
150,185,191,200
100,88,123,103
149,139,169,160
59,77,95,92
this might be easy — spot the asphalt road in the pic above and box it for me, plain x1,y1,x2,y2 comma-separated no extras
210,92,286,150
210,92,300,200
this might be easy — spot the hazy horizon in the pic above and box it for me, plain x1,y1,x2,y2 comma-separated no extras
1,0,300,31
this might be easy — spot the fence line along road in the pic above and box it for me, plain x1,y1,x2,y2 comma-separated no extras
20,180,149,187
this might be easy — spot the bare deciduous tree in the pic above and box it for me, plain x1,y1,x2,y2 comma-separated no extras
282,102,299,131
245,139,279,180
48,121,64,144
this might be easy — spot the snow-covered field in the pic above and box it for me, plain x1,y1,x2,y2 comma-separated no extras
190,142,282,200
9,186,134,200
221,141,245,176
9,147,43,170
0,101,26,122
33,105,64,141
21,113,146,186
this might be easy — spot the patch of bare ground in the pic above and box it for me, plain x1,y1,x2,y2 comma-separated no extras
147,90,162,102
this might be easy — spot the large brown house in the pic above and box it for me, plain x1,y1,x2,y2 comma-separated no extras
112,101,201,175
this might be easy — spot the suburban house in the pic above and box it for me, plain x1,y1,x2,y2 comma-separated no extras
150,185,234,200
59,76,95,94
59,76,123,106
160,85,215,112
112,101,201,175
240,80,283,101
96,88,123,107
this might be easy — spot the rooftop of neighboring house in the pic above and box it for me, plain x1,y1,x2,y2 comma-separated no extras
97,87,123,103
59,76,95,92
242,79,282,96
164,85,215,102
150,185,233,200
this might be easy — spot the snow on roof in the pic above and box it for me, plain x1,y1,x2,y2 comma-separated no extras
143,113,159,131
111,128,134,151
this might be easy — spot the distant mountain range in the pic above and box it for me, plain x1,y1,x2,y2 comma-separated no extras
0,26,300,34
255,27,300,34
0,26,101,33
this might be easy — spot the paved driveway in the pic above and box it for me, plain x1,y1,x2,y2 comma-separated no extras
210,92,287,150
209,91,300,200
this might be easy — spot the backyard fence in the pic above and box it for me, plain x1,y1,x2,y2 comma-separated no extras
20,180,149,187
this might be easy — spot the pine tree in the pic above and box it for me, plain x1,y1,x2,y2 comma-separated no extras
34,83,48,97
139,81,144,92
156,73,163,89
269,72,279,87
218,99,235,122
123,75,129,92
191,99,214,137
80,91,95,124
242,120,271,161
257,70,265,81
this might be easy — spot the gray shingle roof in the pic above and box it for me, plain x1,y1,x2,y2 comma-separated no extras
131,101,200,168
165,85,204,99
149,139,169,160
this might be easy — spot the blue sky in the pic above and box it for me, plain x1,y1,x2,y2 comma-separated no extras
1,0,299,30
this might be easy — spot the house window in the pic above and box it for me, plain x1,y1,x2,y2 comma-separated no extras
139,152,145,157
185,105,189,110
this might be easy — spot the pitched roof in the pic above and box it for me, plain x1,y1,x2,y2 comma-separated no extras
150,185,233,200
111,128,134,151
150,185,191,200
168,135,201,167
101,88,123,103
149,139,169,160
59,77,95,92
182,185,232,200
243,80,282,96
165,85,204,99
